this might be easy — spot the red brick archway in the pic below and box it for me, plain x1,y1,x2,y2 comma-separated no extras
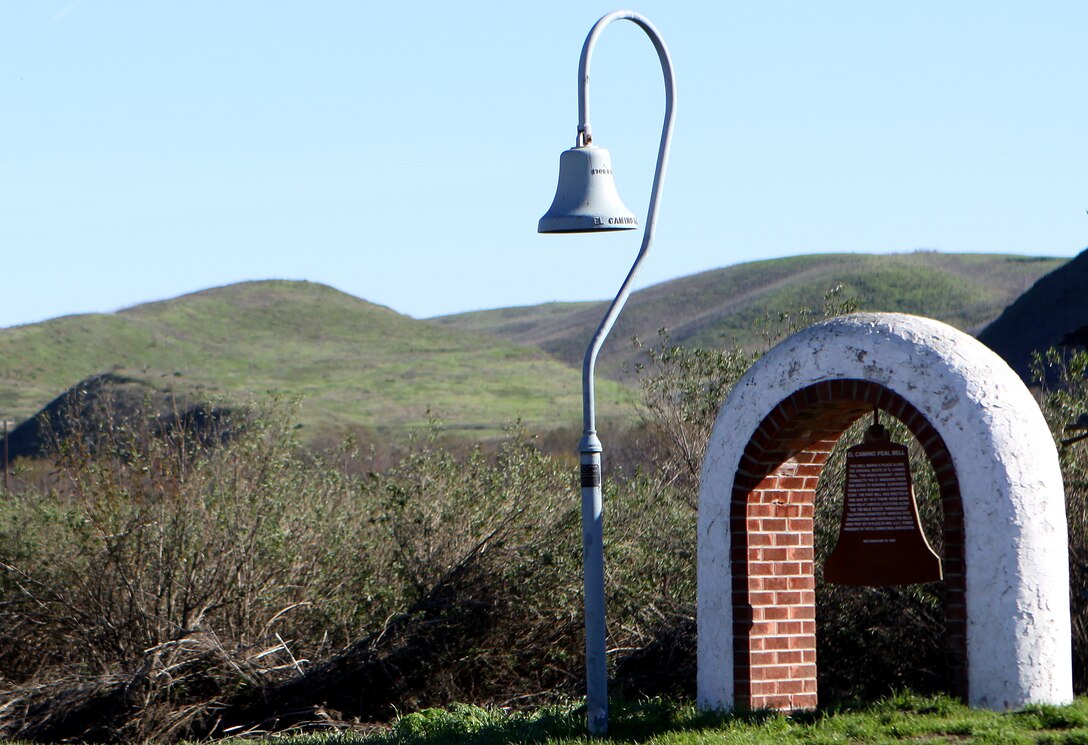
730,379,965,710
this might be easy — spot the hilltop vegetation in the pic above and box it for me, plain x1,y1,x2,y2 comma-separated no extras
433,252,1066,374
0,252,1069,447
0,281,627,440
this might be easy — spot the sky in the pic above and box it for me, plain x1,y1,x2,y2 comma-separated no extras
2,1,1086,330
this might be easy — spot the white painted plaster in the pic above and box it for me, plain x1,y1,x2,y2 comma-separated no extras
697,313,1071,711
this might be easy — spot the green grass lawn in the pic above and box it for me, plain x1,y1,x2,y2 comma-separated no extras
238,694,1088,745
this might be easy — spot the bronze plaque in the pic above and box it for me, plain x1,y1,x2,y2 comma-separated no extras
824,437,942,586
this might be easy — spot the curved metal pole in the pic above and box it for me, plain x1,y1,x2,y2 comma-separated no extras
574,10,675,737
578,11,676,436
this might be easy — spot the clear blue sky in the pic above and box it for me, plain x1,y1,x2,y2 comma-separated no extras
2,1,1085,329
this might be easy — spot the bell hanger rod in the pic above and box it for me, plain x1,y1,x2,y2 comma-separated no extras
576,10,676,436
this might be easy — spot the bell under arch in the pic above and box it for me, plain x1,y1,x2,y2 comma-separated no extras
697,313,1071,712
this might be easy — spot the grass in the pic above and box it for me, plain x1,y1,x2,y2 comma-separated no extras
0,253,1065,440
227,694,1088,745
0,280,629,439
434,252,1068,375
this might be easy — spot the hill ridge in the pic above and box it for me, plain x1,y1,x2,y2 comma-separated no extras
0,280,623,440
0,254,1070,442
432,252,1067,373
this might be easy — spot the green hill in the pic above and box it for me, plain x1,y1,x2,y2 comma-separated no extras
0,254,1067,444
432,252,1067,374
0,281,627,440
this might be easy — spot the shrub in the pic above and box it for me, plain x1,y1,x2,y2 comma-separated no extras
1034,348,1088,692
0,397,382,740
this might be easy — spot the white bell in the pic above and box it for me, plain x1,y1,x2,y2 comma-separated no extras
538,145,638,233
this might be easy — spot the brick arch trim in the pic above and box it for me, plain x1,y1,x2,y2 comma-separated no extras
697,313,1070,712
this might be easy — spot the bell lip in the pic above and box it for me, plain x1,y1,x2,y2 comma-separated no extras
538,214,639,234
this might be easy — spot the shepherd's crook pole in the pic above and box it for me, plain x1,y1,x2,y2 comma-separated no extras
575,10,675,736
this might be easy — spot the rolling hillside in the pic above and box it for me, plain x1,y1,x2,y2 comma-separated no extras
432,252,1067,374
0,281,628,440
0,253,1071,446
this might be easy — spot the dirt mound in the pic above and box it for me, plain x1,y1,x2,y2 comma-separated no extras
1,373,233,460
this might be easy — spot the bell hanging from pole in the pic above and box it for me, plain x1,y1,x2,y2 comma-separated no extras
538,145,638,234
824,414,943,586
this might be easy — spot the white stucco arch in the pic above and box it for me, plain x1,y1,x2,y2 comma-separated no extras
697,312,1071,711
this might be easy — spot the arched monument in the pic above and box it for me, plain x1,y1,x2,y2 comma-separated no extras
697,313,1072,712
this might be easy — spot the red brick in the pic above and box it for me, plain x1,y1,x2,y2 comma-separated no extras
760,665,792,681
759,606,791,621
795,693,819,708
791,664,817,679
789,605,816,620
748,562,775,576
774,503,801,517
776,678,811,695
762,577,789,590
749,680,778,696
750,651,777,666
775,477,807,490
775,650,804,665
